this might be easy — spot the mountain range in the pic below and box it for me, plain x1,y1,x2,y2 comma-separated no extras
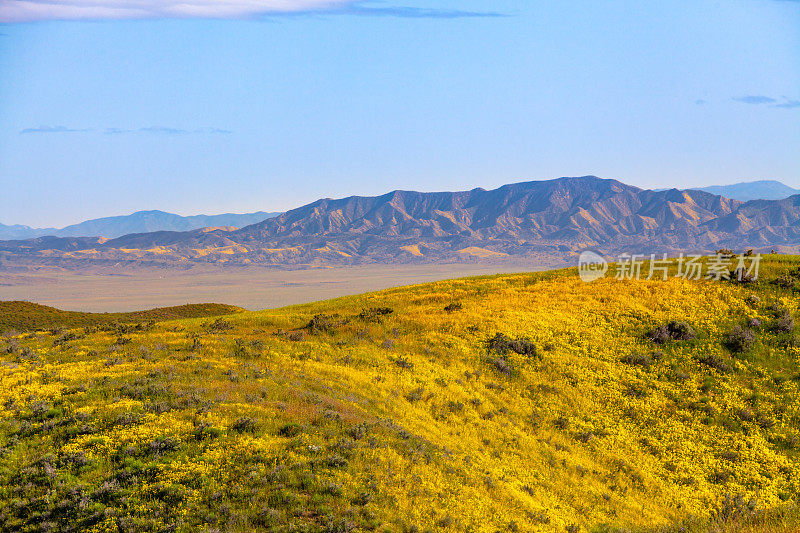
4,176,800,268
691,180,800,202
0,210,280,240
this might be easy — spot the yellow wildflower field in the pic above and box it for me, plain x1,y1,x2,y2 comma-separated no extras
1,257,799,532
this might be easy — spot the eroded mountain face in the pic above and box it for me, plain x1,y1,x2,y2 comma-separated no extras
3,176,800,268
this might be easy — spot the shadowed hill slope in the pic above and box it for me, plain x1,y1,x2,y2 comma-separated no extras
0,301,245,333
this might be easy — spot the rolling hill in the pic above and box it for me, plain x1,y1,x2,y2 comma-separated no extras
0,301,245,333
1,256,799,531
5,176,800,267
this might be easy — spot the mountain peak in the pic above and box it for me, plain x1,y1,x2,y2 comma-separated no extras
5,177,800,266
692,180,799,202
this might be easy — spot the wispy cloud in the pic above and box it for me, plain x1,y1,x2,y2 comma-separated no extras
733,95,777,105
136,126,232,135
775,100,800,109
103,128,134,135
20,125,91,134
139,126,190,135
733,95,800,109
327,4,506,18
695,99,708,106
0,0,505,23
194,127,233,134
1,0,347,22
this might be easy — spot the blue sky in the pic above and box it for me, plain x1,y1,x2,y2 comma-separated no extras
0,0,798,227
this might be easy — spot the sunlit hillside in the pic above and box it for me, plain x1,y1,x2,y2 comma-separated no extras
2,257,800,532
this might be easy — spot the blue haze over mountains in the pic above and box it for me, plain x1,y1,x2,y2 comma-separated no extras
4,177,800,268
691,181,800,202
2,179,796,242
0,210,280,240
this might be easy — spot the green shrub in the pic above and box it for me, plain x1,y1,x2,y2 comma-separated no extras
358,307,393,322
206,317,234,332
148,436,181,456
278,423,301,437
232,417,257,433
194,423,223,440
621,352,653,368
697,354,733,373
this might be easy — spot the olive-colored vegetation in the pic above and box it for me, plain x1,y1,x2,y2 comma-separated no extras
1,257,800,532
0,301,245,333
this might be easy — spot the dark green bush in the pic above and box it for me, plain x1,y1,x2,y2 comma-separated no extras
278,423,301,438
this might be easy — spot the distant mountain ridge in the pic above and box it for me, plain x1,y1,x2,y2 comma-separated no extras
4,176,800,267
691,180,800,202
0,210,280,240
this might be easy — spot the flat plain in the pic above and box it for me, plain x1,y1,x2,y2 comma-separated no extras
0,261,557,312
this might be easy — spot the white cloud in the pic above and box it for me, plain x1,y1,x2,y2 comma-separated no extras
0,0,353,22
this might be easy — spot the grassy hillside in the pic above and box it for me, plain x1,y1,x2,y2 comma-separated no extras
1,257,800,532
0,301,245,333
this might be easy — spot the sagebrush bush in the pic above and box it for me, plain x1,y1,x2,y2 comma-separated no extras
444,302,463,313
206,317,234,332
730,267,757,284
306,314,345,334
774,313,795,333
358,307,393,322
747,317,762,329
724,326,756,353
232,417,257,433
621,352,653,368
486,333,537,357
697,354,733,373
648,321,696,344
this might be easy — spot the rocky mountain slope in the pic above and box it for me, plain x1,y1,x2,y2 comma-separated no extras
4,176,800,267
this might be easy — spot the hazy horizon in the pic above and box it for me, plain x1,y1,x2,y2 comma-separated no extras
1,0,799,227
3,175,800,229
